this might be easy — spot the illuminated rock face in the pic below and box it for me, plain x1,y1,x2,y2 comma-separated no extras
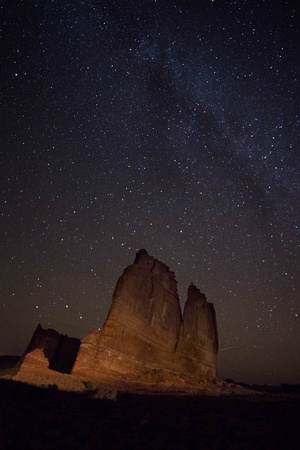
176,283,218,378
19,348,49,371
73,249,218,380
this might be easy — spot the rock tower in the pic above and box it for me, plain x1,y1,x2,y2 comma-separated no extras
73,249,218,380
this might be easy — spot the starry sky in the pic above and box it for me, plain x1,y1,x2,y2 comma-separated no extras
1,0,299,385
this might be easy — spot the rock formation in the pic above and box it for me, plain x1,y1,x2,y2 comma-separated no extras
23,324,80,374
176,283,218,378
16,250,218,388
73,249,218,381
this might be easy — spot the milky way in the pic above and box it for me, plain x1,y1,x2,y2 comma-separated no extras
1,0,299,384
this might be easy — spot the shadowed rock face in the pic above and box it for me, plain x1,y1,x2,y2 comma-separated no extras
73,249,218,380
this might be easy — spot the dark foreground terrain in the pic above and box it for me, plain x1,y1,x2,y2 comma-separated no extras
0,379,299,450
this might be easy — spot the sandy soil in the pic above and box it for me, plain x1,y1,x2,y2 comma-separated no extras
0,378,299,450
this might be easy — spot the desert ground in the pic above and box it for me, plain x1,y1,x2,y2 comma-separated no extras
0,376,299,450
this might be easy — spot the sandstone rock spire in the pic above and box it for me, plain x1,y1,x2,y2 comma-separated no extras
73,250,218,381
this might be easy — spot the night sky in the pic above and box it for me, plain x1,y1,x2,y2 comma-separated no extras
1,0,299,385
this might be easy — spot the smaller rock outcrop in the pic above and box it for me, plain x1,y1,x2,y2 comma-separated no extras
23,324,80,373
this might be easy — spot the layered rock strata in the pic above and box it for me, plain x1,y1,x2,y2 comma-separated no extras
73,249,218,380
